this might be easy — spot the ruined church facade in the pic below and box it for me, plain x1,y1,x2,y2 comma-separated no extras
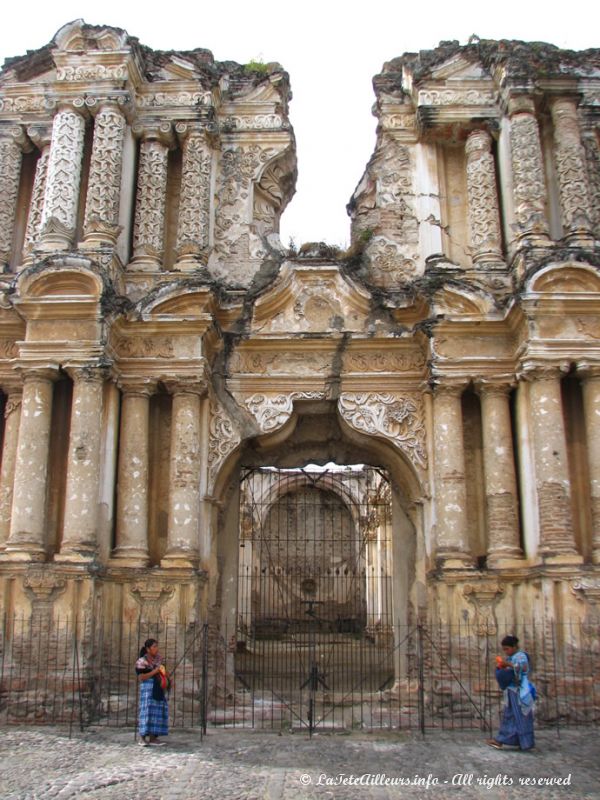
0,21,599,659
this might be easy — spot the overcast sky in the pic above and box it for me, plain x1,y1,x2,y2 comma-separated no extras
1,1,598,248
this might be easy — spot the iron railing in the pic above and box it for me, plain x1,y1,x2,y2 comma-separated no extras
0,614,598,736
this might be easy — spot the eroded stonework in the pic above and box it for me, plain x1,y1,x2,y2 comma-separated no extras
0,24,599,719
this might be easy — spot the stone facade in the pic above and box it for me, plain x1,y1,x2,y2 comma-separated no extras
0,23,599,693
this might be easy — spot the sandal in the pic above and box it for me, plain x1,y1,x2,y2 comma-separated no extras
486,739,503,749
138,736,149,747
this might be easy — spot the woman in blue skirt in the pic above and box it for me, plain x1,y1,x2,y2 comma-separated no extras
136,638,169,746
486,634,535,751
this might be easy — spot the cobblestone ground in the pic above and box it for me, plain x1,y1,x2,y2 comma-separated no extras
0,725,597,799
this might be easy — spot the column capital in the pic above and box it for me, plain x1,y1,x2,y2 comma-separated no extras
0,122,32,152
15,364,60,385
175,121,212,143
432,379,466,398
0,376,23,396
465,128,493,157
163,376,208,397
117,376,158,397
132,120,174,148
507,94,536,117
54,99,90,118
474,378,515,398
64,364,110,384
576,362,600,381
26,124,52,151
518,362,569,383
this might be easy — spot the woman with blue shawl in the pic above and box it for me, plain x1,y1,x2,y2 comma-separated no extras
486,634,535,751
136,638,169,746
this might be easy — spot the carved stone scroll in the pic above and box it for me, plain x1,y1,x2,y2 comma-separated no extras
208,397,241,491
338,392,427,469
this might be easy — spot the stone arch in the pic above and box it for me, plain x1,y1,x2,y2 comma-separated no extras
527,262,600,294
433,286,492,316
210,400,424,652
18,267,102,299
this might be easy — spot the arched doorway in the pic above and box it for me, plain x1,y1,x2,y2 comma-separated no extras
212,402,423,730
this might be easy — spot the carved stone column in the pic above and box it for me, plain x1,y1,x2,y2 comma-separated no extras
578,366,600,564
432,382,472,568
130,122,173,270
174,123,212,271
0,381,22,549
550,97,594,244
23,125,52,261
112,378,156,566
39,104,86,249
83,102,126,246
508,96,550,245
465,129,503,263
0,124,29,271
2,366,58,561
55,366,106,563
525,366,581,562
476,381,523,565
162,378,206,568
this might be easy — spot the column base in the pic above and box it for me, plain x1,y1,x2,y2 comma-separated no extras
541,552,584,566
109,547,150,568
437,552,475,570
127,255,162,272
592,549,600,566
160,549,199,569
0,543,46,562
53,549,95,565
487,549,525,569
173,256,205,273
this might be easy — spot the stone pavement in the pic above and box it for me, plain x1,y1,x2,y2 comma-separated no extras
0,725,598,799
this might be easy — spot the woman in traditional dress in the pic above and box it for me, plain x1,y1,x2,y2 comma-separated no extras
486,634,535,751
136,638,169,746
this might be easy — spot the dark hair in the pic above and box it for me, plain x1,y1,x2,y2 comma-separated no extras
501,635,519,648
139,638,158,658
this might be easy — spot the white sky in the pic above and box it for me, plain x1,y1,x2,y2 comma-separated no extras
1,0,598,248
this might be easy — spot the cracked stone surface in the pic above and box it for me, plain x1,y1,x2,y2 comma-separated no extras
0,725,597,799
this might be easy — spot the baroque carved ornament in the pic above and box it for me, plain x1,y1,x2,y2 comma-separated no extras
338,392,427,469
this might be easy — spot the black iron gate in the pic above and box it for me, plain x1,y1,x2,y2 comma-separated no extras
234,465,397,732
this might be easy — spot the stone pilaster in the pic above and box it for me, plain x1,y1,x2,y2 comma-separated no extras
476,381,523,566
525,366,581,563
83,102,126,246
508,96,550,245
578,366,600,564
465,129,503,263
550,97,594,244
2,366,58,561
432,382,472,568
0,382,23,550
0,124,29,271
112,378,156,566
23,125,52,260
39,105,86,250
130,122,173,270
174,123,212,271
162,377,206,568
55,366,106,563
